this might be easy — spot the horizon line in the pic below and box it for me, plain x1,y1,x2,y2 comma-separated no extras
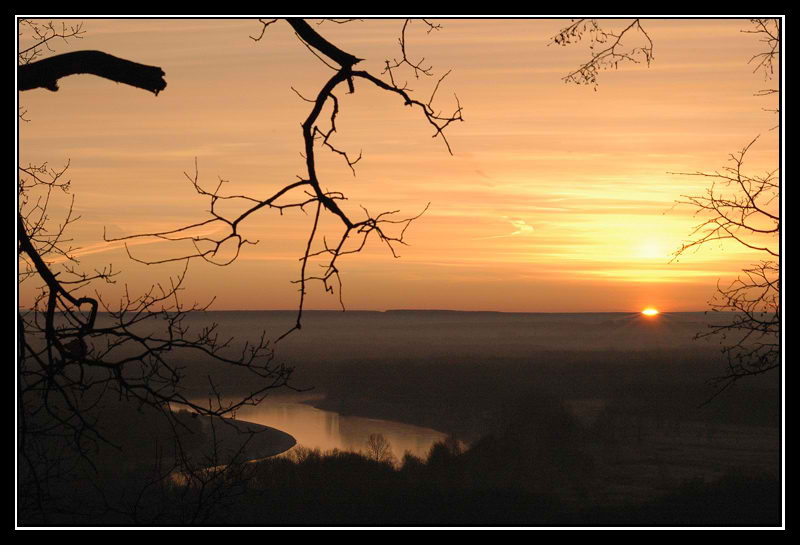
21,308,722,314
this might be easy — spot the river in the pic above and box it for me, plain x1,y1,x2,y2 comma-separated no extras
223,394,447,460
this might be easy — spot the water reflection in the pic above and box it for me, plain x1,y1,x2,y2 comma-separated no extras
228,396,447,460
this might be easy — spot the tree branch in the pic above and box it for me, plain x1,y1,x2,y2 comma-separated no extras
18,50,167,95
551,19,654,88
285,19,363,69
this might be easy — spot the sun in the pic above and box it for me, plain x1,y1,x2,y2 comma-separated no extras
641,308,659,317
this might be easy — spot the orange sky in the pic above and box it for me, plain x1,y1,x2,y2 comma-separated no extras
17,18,782,312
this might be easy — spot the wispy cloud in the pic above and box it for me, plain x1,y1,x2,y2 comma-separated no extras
475,216,534,240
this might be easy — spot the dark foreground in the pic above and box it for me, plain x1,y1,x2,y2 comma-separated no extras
18,311,781,527
18,394,780,527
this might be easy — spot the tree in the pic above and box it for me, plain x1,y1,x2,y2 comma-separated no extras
365,433,395,464
553,18,782,397
17,18,461,524
104,18,462,340
17,19,293,525
672,19,781,398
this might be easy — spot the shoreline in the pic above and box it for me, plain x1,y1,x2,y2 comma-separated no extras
195,414,296,463
303,395,485,444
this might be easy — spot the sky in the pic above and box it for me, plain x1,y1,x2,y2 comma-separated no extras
17,17,782,313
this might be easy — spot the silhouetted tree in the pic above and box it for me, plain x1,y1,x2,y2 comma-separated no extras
554,18,782,397
426,440,456,470
672,19,781,398
106,18,462,340
400,450,425,473
365,433,395,464
18,17,462,525
17,19,291,525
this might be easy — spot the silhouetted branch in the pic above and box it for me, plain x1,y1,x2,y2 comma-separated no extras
316,18,362,26
112,18,461,342
18,19,85,65
671,138,778,259
551,19,654,88
669,19,781,400
285,18,364,70
17,24,290,524
383,19,441,81
744,18,780,130
18,50,167,95
249,18,278,42
672,139,780,396
744,18,780,79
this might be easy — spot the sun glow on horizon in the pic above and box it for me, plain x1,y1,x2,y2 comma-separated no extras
641,308,660,317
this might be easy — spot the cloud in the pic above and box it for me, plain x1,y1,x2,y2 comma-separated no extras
475,216,534,240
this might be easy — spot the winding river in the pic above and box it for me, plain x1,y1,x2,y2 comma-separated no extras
226,395,448,460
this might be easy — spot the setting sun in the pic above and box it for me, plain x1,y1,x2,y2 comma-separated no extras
641,308,660,316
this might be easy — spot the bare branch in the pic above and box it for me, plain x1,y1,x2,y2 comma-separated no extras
19,19,462,521
17,27,290,524
671,137,778,261
18,19,85,65
743,18,780,79
672,140,780,395
249,18,278,42
551,19,654,89
382,19,441,80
